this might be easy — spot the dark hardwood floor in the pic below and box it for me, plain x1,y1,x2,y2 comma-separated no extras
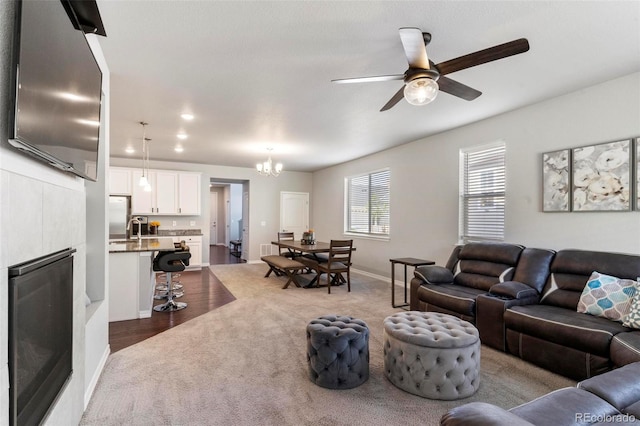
108,245,245,353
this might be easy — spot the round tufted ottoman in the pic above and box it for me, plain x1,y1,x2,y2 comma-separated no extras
383,311,480,400
306,315,369,389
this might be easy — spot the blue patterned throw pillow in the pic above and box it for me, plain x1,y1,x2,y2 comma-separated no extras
577,271,637,322
622,280,640,329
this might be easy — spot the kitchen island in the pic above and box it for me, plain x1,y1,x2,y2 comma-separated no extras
108,237,175,322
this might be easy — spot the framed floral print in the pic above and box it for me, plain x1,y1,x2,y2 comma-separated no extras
542,149,571,212
572,139,631,211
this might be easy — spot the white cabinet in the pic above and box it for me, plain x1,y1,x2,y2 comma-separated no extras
109,167,132,195
127,168,200,216
173,235,202,268
154,170,179,214
109,251,155,321
177,172,201,215
131,170,154,214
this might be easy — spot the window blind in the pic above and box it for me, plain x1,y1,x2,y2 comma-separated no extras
346,169,390,235
461,144,505,242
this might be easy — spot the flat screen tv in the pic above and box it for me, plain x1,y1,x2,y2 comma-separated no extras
8,0,103,181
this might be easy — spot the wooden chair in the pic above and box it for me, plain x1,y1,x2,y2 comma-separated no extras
316,239,353,294
277,232,299,258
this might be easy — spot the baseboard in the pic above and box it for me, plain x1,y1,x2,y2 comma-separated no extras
139,310,152,318
84,344,110,410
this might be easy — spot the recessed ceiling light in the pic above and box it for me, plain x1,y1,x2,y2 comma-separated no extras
181,113,194,121
174,145,184,153
177,133,188,140
125,147,135,154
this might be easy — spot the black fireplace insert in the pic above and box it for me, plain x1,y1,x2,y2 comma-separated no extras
8,248,75,426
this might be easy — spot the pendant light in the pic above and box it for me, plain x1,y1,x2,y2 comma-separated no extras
138,122,152,191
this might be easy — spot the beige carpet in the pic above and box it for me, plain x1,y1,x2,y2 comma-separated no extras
81,264,574,426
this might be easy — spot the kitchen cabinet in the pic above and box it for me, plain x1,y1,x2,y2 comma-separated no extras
128,168,200,216
173,235,202,268
177,173,201,215
109,167,132,195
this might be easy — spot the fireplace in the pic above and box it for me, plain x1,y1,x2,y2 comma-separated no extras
8,248,75,426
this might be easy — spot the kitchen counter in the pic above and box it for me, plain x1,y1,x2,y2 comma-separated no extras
108,237,175,253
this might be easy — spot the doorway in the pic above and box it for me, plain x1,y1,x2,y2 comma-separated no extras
210,179,249,264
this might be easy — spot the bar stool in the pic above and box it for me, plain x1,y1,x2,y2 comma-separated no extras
152,249,191,312
155,241,188,299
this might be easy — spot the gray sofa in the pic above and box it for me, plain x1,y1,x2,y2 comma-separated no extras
441,361,640,425
410,243,640,380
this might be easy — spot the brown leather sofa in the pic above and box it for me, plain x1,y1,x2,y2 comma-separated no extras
410,243,640,380
440,361,640,425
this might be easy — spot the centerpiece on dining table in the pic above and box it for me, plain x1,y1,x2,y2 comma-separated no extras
301,229,316,245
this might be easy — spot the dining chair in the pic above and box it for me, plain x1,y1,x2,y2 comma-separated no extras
277,231,299,258
316,239,353,294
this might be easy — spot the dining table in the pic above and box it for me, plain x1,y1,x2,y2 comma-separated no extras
270,239,356,287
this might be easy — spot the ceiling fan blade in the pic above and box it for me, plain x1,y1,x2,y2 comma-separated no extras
437,76,482,101
380,86,406,112
435,38,529,76
399,27,430,69
332,75,404,84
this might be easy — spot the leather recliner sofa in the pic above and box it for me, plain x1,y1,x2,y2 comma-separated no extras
410,243,640,380
440,361,640,426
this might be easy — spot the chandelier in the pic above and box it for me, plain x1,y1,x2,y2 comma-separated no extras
256,148,282,177
138,121,152,192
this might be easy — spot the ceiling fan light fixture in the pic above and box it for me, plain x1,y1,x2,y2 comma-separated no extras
404,77,438,106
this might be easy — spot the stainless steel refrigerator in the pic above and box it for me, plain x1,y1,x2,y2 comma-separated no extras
108,196,130,239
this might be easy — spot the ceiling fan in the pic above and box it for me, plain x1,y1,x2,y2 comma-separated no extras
332,28,529,111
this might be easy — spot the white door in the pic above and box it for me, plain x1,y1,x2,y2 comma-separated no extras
242,191,249,259
210,191,218,245
280,192,309,239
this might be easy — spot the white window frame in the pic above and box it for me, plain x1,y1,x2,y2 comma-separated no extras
344,168,390,239
459,141,506,243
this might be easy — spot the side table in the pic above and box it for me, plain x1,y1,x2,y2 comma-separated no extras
390,257,435,309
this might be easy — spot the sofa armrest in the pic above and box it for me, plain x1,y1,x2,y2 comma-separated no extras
489,281,539,300
440,402,534,426
413,265,454,285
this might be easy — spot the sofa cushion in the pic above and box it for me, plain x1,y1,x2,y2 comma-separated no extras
505,304,630,357
510,387,620,426
540,250,640,311
611,332,640,367
451,242,523,291
623,284,640,329
416,284,485,319
578,362,640,411
577,271,638,322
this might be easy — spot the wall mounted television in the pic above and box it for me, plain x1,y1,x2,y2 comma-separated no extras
8,0,103,181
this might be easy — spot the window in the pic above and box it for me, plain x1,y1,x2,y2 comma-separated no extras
345,169,390,236
460,142,506,243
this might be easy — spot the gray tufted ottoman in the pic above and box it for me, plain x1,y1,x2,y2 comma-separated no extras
383,311,480,400
306,315,369,389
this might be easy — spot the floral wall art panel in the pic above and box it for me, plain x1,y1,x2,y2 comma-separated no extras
636,139,640,210
572,140,631,211
542,149,571,212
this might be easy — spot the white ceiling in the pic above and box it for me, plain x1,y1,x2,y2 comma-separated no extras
96,1,640,172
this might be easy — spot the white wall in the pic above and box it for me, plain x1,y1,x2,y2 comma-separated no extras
110,157,313,262
312,72,640,277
